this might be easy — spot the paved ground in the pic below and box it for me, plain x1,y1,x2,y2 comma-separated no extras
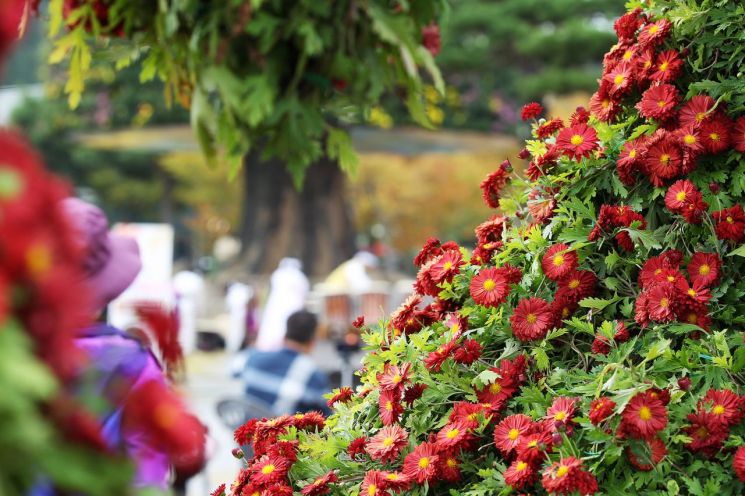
181,341,365,495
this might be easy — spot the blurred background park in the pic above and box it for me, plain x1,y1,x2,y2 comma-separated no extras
1,1,624,492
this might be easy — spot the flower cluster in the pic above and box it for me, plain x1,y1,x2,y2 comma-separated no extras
218,4,745,494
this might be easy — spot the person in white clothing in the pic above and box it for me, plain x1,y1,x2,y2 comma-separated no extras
172,270,204,354
323,251,379,292
225,282,252,353
255,258,309,351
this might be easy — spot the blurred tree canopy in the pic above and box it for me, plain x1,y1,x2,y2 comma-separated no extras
383,0,624,131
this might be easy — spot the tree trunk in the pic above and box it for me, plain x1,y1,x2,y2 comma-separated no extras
239,150,356,277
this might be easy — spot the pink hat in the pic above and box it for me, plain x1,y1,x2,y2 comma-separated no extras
61,198,142,311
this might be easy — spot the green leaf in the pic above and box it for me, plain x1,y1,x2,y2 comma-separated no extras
326,128,359,175
727,243,745,257
579,296,620,310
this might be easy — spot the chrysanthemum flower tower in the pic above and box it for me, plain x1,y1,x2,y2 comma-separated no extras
220,2,745,495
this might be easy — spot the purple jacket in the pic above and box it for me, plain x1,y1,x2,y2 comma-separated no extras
74,324,170,488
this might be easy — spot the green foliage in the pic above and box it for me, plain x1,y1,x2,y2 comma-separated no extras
49,0,447,181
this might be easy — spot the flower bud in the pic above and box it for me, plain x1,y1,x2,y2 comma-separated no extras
231,448,244,459
709,182,720,194
677,377,691,391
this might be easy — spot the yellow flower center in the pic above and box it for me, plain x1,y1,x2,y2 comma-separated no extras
553,254,565,266
483,278,496,291
570,134,584,146
696,112,706,122
687,313,698,324
659,61,669,71
446,428,460,439
699,264,710,275
383,437,394,447
418,457,430,469
447,458,457,468
385,401,393,411
556,465,569,477
602,99,611,109
654,268,662,275
526,313,538,324
569,279,580,289
727,216,735,224
393,374,402,383
517,461,529,472
657,100,667,108
443,261,453,270
660,154,670,164
710,132,720,141
26,244,52,276
528,439,539,448
368,485,377,496
639,406,652,421
614,74,625,86
629,149,637,158
261,464,275,475
713,405,725,415
687,289,696,297
490,382,502,394
386,473,399,481
508,428,520,440
660,297,669,308
554,411,567,421
666,275,675,282
676,191,687,202
649,25,659,34
684,134,696,145
562,307,570,318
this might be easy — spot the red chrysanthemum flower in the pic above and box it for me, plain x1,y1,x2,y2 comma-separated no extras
713,204,745,242
616,139,646,185
381,471,411,492
614,8,643,40
516,428,553,464
360,470,389,496
536,118,565,139
589,86,620,122
557,270,597,303
589,397,616,426
701,115,732,154
698,389,744,428
480,159,513,209
366,424,408,463
475,215,508,244
301,471,338,496
414,237,443,267
346,437,367,461
555,124,599,161
210,483,226,496
403,383,427,407
436,420,472,450
422,24,440,56
493,414,534,455
627,437,667,471
684,410,729,457
734,446,745,482
620,391,668,440
570,106,591,126
511,297,554,341
437,454,462,483
423,339,457,372
504,459,536,490
378,363,412,392
327,387,355,408
521,102,544,121
541,456,598,495
651,50,683,82
541,243,579,281
664,179,697,212
251,455,290,485
733,116,745,153
679,95,716,127
645,285,676,322
644,138,682,186
402,441,440,484
604,62,635,97
688,252,720,287
637,84,679,121
430,249,465,285
638,18,671,47
378,389,404,426
452,339,482,365
450,401,489,429
470,267,511,307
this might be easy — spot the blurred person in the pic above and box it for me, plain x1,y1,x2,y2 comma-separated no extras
172,268,204,354
233,310,331,415
324,250,379,292
255,257,309,351
58,198,204,492
225,281,252,353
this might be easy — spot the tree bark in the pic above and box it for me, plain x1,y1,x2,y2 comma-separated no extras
239,150,356,277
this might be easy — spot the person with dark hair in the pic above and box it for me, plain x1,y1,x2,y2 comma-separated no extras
233,310,331,415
